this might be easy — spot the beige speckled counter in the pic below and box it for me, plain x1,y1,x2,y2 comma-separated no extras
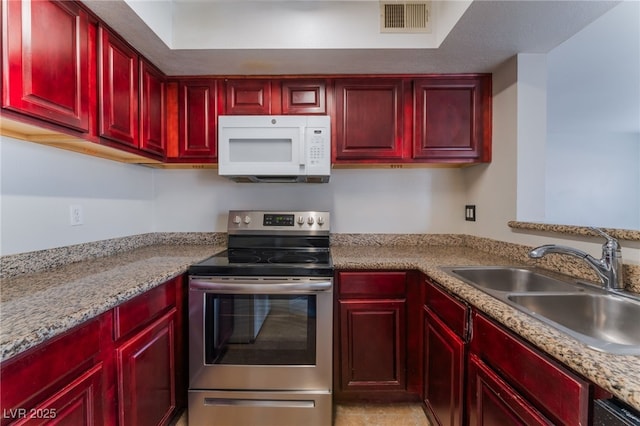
2,236,639,413
0,244,221,362
330,244,640,412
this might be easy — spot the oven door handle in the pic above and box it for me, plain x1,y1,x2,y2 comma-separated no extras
189,279,332,293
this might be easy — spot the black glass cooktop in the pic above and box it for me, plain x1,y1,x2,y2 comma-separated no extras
189,248,333,277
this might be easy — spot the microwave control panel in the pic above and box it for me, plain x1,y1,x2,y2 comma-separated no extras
305,122,330,174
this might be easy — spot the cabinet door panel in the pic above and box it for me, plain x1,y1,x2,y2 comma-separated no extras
139,60,166,156
335,79,405,161
338,271,407,298
423,308,464,426
13,363,105,426
468,354,550,426
282,80,327,114
339,299,406,391
3,0,90,131
425,279,468,339
225,80,272,115
0,319,101,418
178,80,218,160
413,77,491,162
99,27,139,147
471,313,590,425
117,309,177,426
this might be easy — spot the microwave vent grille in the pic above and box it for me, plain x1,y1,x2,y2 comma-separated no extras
380,1,431,33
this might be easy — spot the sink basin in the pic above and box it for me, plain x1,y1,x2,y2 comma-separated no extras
445,267,581,293
441,266,640,355
507,293,640,354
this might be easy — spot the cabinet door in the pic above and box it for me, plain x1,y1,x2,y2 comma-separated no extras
334,79,406,162
471,313,590,425
3,0,90,131
467,354,551,426
178,80,218,160
282,80,327,114
413,77,491,162
338,299,406,392
117,309,177,426
423,308,465,426
139,60,166,156
225,79,272,115
99,26,139,147
13,363,105,426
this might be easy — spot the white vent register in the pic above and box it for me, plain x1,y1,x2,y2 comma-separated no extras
380,1,432,33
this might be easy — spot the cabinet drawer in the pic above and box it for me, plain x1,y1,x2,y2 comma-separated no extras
114,278,177,340
338,271,407,298
425,279,468,339
0,318,102,415
471,312,590,425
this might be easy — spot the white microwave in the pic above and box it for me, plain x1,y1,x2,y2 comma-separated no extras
217,115,331,183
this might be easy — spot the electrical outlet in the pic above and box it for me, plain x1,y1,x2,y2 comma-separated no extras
70,205,84,226
465,205,476,222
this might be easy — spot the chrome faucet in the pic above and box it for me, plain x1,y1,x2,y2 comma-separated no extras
529,228,624,291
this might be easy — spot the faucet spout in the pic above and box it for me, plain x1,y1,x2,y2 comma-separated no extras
528,229,624,291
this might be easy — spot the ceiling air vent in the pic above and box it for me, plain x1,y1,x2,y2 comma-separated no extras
380,1,432,33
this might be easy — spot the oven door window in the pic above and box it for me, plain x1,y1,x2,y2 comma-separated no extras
204,294,317,365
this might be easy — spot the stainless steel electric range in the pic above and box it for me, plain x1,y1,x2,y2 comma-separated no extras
188,210,333,426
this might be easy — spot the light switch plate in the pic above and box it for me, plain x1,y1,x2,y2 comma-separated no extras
465,205,476,222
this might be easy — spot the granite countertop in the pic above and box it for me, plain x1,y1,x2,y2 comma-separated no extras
330,244,640,412
2,241,639,412
0,244,221,362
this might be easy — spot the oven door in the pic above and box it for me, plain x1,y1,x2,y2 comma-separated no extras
188,277,333,391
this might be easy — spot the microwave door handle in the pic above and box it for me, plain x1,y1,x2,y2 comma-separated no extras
299,128,306,167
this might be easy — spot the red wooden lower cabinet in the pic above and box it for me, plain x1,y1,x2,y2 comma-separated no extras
0,276,185,426
422,279,469,426
423,308,465,426
467,354,550,426
339,299,407,392
334,271,423,402
12,363,106,426
469,312,593,426
116,309,177,426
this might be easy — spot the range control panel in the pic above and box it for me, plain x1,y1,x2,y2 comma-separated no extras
228,210,330,234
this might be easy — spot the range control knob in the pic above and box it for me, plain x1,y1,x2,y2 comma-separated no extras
317,216,325,226
233,215,241,225
243,215,252,224
297,216,305,225
307,216,315,225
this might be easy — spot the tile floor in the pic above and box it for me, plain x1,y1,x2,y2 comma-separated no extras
173,403,431,425
334,403,431,426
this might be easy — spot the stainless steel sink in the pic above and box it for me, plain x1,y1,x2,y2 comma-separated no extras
441,266,640,355
507,293,640,354
445,267,581,293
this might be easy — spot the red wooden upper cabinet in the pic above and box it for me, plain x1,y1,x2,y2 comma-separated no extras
334,79,406,163
413,76,492,163
139,60,166,157
98,26,139,148
178,79,218,160
225,79,272,115
2,0,91,132
281,80,327,114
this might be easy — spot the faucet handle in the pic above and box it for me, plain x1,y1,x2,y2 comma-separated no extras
589,227,621,252
590,227,614,241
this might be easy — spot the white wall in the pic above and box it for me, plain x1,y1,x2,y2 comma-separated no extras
152,167,466,234
463,55,640,265
165,1,470,50
462,56,518,243
1,135,467,255
0,136,154,255
545,0,640,229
